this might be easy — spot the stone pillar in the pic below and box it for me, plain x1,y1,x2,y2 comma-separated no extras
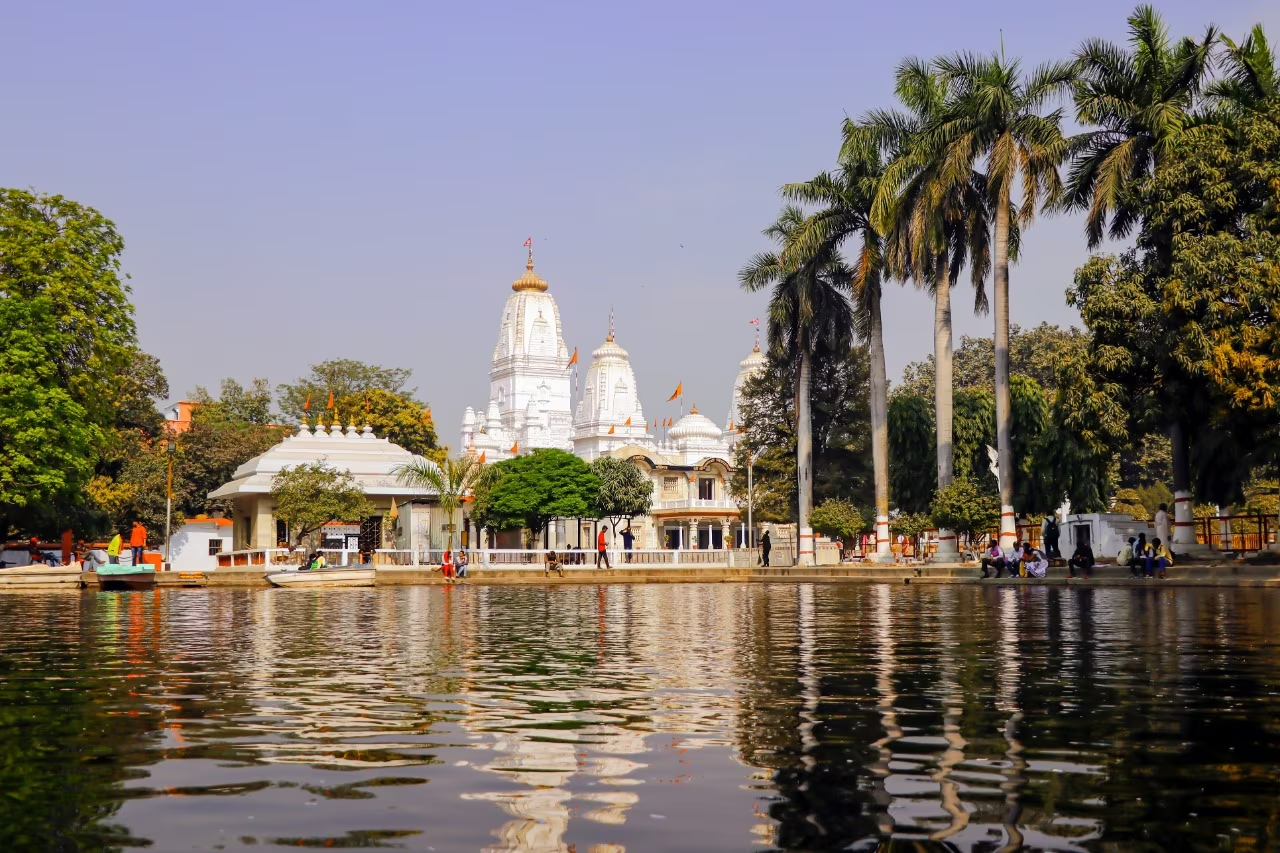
687,519,698,550
255,497,275,549
720,520,730,551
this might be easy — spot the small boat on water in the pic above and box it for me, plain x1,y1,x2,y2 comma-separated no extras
95,563,157,590
0,563,85,590
266,566,375,588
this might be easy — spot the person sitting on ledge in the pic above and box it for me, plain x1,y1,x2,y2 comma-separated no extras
1118,537,1136,578
1068,542,1095,579
1149,538,1173,579
981,539,1007,578
545,549,565,578
1021,543,1049,578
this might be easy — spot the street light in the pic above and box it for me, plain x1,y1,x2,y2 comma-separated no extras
164,439,176,570
746,449,760,549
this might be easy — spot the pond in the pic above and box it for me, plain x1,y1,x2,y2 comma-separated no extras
1,584,1277,851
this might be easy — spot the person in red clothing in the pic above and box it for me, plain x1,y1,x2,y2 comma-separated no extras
129,521,147,567
596,529,610,569
441,550,456,582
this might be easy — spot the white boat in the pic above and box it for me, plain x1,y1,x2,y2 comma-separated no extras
0,562,85,590
265,566,375,588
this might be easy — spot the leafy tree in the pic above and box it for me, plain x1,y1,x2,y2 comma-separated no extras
192,378,274,425
1111,488,1149,520
932,49,1074,538
887,393,935,514
809,499,865,541
84,442,179,537
393,455,496,549
952,388,996,484
278,360,444,458
930,478,1000,543
477,450,599,542
270,462,372,548
0,189,158,539
728,346,873,521
590,456,653,533
897,323,1089,397
1206,24,1278,117
890,512,931,538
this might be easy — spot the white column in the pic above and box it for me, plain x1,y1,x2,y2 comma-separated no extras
875,515,892,560
1172,490,1198,547
998,505,1017,550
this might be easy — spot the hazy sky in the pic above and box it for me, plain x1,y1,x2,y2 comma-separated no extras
4,0,1276,446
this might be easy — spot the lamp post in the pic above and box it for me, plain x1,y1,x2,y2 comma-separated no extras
164,438,176,570
746,449,760,549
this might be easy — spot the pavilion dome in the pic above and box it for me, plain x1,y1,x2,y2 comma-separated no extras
668,405,723,443
727,341,767,429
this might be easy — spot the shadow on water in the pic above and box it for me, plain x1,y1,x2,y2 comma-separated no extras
0,584,1278,851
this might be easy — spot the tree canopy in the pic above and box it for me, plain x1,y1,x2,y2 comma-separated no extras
473,450,599,540
270,462,371,548
590,456,653,532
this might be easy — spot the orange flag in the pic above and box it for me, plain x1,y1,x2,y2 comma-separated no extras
667,382,682,402
423,407,432,422
624,417,631,426
303,394,311,411
365,396,371,413
566,347,578,369
728,420,735,431
608,425,616,434
509,441,519,454
667,417,673,426
326,390,334,409
478,451,487,463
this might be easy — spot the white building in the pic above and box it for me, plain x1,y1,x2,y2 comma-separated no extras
459,253,771,552
460,251,573,461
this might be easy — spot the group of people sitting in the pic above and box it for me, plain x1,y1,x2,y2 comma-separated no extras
980,541,1050,578
438,550,469,582
1119,534,1173,579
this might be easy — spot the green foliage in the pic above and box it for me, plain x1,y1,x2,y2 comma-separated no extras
590,456,653,531
193,378,274,425
278,360,444,459
890,512,931,538
393,455,496,547
477,449,599,538
1111,488,1149,520
809,499,864,540
897,324,1090,397
0,189,149,537
930,478,1000,541
270,462,372,547
887,393,935,514
952,389,996,484
1136,481,1175,518
85,438,178,536
728,346,874,521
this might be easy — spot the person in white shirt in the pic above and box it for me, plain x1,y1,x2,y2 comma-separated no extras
1154,503,1171,547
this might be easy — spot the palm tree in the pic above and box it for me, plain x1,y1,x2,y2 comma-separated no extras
930,50,1074,548
865,59,994,558
779,136,892,559
740,206,855,566
1066,6,1217,547
1065,4,1218,247
392,454,496,552
1206,24,1277,115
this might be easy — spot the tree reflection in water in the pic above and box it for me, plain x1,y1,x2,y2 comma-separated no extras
0,585,1277,851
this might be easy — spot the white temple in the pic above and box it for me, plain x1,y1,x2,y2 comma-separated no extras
459,251,770,551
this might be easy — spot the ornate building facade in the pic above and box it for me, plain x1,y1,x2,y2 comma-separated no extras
460,254,768,551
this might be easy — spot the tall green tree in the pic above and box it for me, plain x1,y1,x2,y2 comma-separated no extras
0,189,155,539
739,207,855,565
1206,24,1278,116
590,456,653,534
777,131,892,558
931,49,1074,543
476,449,599,544
270,462,372,548
866,58,993,555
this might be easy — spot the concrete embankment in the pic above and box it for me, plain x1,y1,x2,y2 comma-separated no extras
67,560,1280,589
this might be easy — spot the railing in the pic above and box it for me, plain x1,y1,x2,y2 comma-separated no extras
655,498,739,511
1193,514,1275,552
211,546,786,571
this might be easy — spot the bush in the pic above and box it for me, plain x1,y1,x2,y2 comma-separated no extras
930,479,999,542
1111,488,1149,520
809,499,864,541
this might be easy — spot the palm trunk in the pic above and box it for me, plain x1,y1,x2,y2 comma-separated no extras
1169,421,1197,547
796,347,815,566
869,286,892,559
934,260,958,557
994,190,1016,548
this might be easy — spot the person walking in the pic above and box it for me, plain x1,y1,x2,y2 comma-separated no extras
1043,517,1061,560
129,521,147,567
596,529,611,569
621,526,635,563
760,530,772,567
106,532,123,565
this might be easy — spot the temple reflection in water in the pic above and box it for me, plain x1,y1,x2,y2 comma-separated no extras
0,584,1277,851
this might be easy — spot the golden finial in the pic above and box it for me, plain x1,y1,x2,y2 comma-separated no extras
690,403,699,415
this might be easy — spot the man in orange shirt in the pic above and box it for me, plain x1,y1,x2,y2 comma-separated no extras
129,521,147,567
596,529,610,569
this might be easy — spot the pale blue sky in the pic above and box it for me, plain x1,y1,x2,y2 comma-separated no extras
4,1,1276,445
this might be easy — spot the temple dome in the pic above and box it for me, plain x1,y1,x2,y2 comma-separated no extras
668,406,722,443
727,341,767,428
512,258,549,292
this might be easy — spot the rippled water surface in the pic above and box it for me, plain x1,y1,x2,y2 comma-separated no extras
2,584,1279,852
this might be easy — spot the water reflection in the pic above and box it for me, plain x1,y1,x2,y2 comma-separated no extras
0,585,1278,851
